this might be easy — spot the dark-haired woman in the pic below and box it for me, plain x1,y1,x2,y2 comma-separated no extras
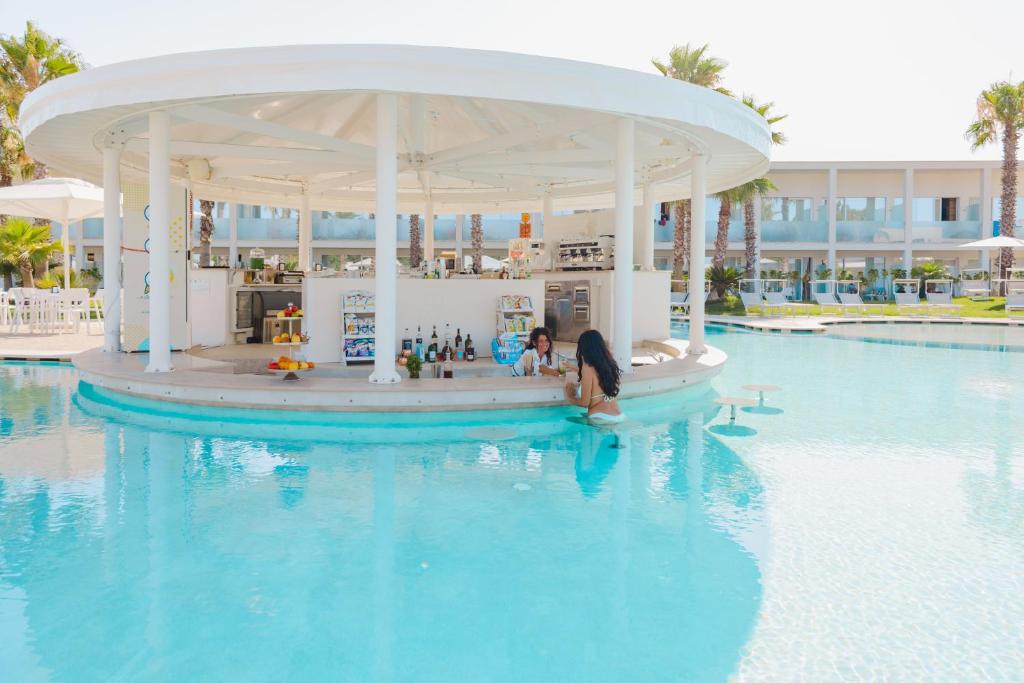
515,327,562,377
563,329,623,423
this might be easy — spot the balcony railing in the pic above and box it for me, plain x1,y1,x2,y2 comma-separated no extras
911,221,982,243
237,217,298,241
761,220,827,243
836,221,904,243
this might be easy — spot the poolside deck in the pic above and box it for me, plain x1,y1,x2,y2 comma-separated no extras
0,328,104,361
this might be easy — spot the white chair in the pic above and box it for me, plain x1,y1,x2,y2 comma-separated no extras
62,288,93,333
21,289,58,334
91,288,105,323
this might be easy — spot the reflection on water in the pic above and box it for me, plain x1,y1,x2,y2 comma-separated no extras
0,363,764,681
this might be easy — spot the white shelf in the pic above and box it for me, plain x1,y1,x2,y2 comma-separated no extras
343,334,375,340
499,308,534,314
344,355,375,361
344,310,376,315
272,341,307,346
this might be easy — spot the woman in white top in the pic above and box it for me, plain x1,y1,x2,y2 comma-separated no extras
515,327,562,377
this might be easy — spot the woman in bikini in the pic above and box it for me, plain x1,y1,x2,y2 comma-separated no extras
563,329,624,423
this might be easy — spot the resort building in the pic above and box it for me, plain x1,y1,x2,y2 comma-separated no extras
63,160,1024,281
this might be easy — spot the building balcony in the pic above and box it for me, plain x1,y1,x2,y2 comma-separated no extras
761,220,827,243
911,221,982,243
836,221,904,243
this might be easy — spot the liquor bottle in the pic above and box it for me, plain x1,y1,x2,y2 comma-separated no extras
441,338,453,362
401,327,412,353
465,334,475,361
415,325,424,360
455,328,464,360
443,358,454,379
428,325,438,363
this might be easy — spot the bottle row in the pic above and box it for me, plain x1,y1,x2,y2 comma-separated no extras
402,323,476,363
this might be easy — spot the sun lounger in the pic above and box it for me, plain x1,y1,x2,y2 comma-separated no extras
739,291,766,315
894,292,931,316
836,292,874,315
670,292,689,320
764,291,812,315
925,291,961,316
812,291,842,314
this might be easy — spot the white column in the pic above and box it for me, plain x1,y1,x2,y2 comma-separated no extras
688,154,707,355
902,168,914,271
613,118,635,373
423,197,435,261
146,110,172,373
61,218,70,289
827,167,837,274
370,94,401,384
542,192,554,239
980,167,992,271
74,222,85,274
228,203,239,266
298,191,312,271
640,182,655,271
102,146,122,352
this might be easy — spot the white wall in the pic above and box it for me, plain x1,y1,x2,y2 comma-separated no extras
304,277,545,364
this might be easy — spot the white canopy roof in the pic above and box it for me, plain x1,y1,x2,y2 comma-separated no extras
0,177,104,223
21,44,771,213
960,235,1024,249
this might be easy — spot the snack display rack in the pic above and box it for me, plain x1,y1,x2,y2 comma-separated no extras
496,294,535,337
343,290,376,363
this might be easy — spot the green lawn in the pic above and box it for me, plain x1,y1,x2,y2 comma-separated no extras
704,296,1016,318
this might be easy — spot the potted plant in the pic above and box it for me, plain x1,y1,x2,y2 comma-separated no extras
405,354,422,379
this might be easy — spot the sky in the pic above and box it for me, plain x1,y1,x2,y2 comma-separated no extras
3,0,1022,162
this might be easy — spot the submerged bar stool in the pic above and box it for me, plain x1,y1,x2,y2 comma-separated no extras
711,396,758,437
742,384,783,415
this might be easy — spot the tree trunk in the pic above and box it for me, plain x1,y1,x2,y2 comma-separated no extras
712,198,731,268
470,214,483,274
743,197,757,277
998,122,1018,277
672,199,690,279
19,259,34,288
3,271,13,290
408,214,422,268
198,199,215,266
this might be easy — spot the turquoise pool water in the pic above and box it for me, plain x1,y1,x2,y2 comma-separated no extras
1,323,1022,681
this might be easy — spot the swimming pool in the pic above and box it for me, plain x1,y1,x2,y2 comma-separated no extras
1,323,1021,680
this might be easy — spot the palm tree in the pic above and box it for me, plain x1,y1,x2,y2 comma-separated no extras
706,264,741,299
0,217,62,287
965,80,1024,277
197,199,215,265
652,43,731,278
470,214,483,273
737,177,777,276
408,213,422,268
651,44,731,96
739,96,787,276
711,188,736,268
0,21,83,183
672,200,690,279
